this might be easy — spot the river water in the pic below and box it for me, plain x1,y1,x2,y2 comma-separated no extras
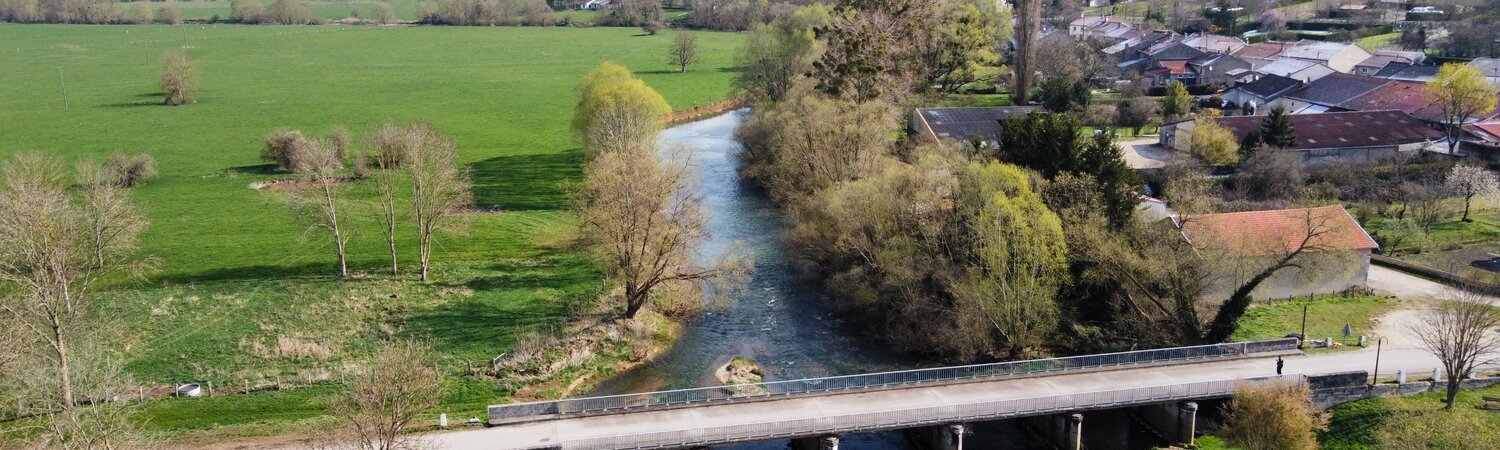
586,110,922,449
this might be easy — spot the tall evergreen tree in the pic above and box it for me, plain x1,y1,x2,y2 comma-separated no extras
1260,105,1297,148
1161,81,1191,120
999,113,1140,227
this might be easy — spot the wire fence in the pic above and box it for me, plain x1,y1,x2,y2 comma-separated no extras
561,376,1291,449
489,338,1298,420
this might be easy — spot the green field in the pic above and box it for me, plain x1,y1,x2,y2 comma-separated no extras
0,23,742,440
123,0,689,23
1233,295,1396,350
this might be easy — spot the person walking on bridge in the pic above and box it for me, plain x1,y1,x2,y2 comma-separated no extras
1276,356,1284,375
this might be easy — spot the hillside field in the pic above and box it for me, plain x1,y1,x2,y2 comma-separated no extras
0,23,743,440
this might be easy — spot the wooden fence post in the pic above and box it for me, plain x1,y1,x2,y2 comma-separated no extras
207,381,214,397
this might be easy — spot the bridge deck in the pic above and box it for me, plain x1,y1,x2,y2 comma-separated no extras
440,347,1442,450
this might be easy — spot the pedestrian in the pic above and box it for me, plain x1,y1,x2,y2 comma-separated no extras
1276,356,1284,375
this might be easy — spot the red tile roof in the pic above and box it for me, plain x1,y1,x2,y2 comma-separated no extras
1337,80,1445,122
1233,41,1293,60
1177,206,1378,257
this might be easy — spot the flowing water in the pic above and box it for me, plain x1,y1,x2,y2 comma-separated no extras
585,110,924,449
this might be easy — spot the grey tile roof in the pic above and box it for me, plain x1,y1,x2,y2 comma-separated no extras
1238,74,1304,99
1284,73,1391,106
915,107,1046,142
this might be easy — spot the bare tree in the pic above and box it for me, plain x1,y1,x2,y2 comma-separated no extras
159,50,198,106
578,147,747,319
1409,288,1500,409
366,123,412,276
400,123,470,282
0,154,146,409
264,129,311,172
371,1,396,24
1444,164,1498,222
75,159,148,271
330,341,443,450
667,31,702,73
31,340,160,450
289,137,351,278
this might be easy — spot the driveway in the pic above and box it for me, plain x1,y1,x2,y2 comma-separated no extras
1367,264,1499,302
1118,138,1175,169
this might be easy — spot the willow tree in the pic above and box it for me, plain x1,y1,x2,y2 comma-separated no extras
1427,63,1498,153
955,160,1068,357
572,62,671,157
160,51,198,106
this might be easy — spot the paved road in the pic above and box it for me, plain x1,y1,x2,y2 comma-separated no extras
426,347,1453,450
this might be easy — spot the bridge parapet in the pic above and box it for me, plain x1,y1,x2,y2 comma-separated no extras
557,376,1292,450
489,338,1298,423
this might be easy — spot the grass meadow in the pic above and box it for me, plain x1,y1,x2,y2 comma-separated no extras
126,0,692,23
0,23,742,440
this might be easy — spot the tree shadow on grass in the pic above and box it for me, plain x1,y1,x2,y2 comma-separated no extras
406,255,604,357
225,164,282,175
469,151,583,211
149,262,342,285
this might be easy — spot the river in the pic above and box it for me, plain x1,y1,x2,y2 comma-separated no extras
585,110,921,449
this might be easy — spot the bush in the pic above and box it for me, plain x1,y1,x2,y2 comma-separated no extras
106,152,157,188
519,0,553,26
265,0,314,24
598,0,660,27
371,1,396,23
230,0,264,23
1220,382,1326,450
156,1,180,24
263,130,310,172
159,51,198,106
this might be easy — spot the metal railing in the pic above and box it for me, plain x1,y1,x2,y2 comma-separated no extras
488,338,1297,420
560,376,1292,449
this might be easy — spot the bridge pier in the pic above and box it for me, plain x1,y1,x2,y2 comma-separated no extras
903,423,966,450
1022,412,1083,450
790,434,838,450
1132,401,1199,446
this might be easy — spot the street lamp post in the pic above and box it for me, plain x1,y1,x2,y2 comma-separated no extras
1371,337,1387,387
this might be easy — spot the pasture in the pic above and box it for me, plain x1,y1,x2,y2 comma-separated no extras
0,23,743,438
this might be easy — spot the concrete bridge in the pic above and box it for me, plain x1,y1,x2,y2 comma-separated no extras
428,339,1476,450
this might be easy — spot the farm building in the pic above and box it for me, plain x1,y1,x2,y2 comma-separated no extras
1159,110,1444,165
908,106,1045,146
1177,205,1379,301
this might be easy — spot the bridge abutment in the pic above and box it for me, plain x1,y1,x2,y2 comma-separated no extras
790,434,839,450
1132,401,1199,446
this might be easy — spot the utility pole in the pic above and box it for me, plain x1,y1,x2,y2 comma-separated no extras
1371,337,1386,386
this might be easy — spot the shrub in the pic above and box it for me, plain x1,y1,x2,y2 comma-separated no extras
159,51,198,106
1219,382,1326,450
265,0,313,24
371,1,395,24
230,0,264,23
263,130,310,172
519,0,553,26
156,1,180,24
106,152,157,188
127,1,150,24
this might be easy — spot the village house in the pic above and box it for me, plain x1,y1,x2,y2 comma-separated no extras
1232,41,1295,70
1160,110,1444,165
1068,15,1143,46
1278,40,1374,74
1178,206,1378,301
1272,73,1392,113
1253,57,1336,83
908,106,1044,147
1222,74,1304,113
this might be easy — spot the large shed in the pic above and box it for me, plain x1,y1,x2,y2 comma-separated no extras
1159,110,1444,165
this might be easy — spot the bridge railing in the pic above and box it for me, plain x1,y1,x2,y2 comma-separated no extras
488,338,1296,420
562,376,1291,449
